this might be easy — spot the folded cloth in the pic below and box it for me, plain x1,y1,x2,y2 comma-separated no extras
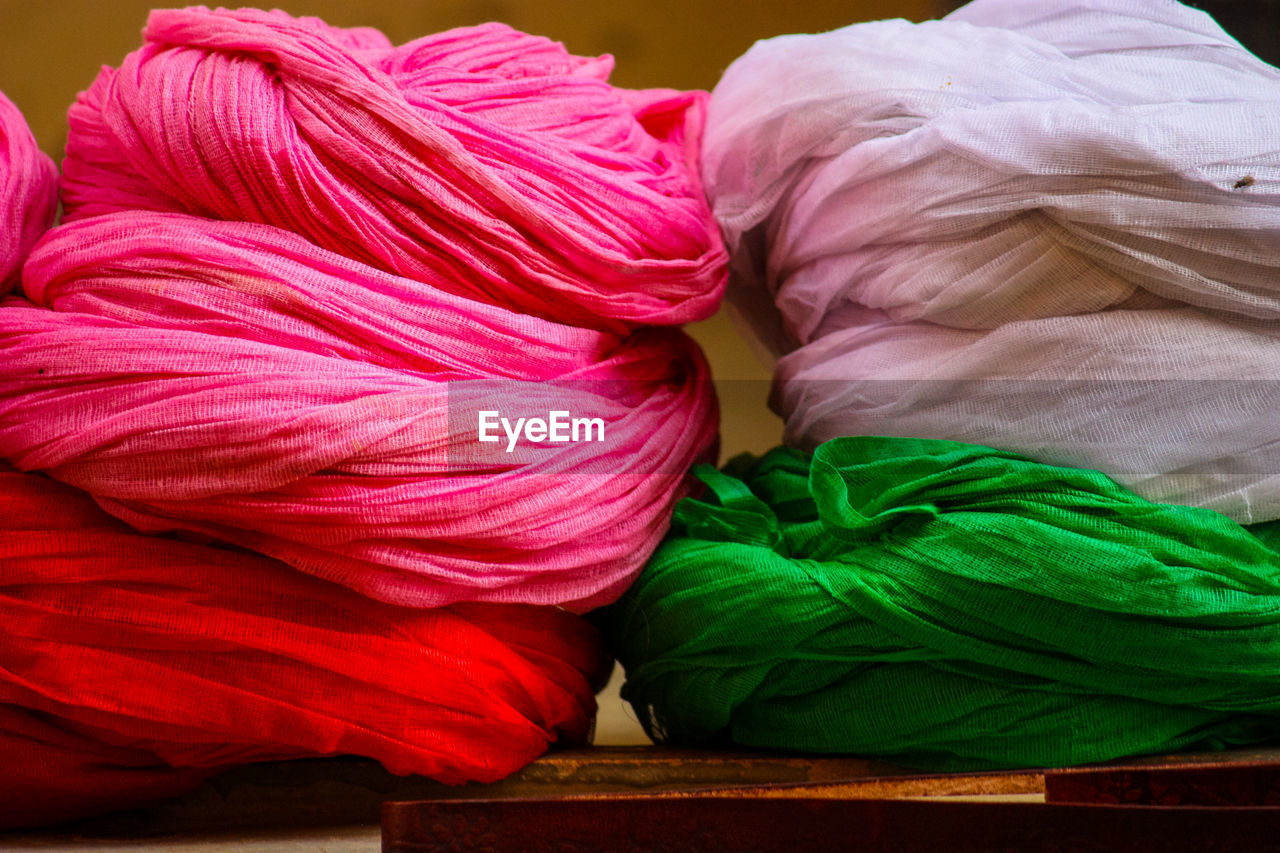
604,436,1280,770
702,0,1280,522
61,7,726,332
0,463,608,828
1,90,57,293
0,211,717,610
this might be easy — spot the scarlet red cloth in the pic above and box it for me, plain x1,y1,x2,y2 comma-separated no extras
61,8,726,332
0,464,607,828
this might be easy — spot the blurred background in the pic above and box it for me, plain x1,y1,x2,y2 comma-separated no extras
0,0,1267,747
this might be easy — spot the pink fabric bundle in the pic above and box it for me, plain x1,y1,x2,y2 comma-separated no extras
0,212,717,610
61,7,726,332
1,91,57,293
0,12,722,825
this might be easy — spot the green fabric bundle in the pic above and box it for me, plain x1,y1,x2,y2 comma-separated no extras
602,436,1280,770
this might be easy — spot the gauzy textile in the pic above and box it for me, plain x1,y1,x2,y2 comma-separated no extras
1,90,56,293
60,7,727,333
0,462,607,829
701,0,1280,523
604,437,1280,770
0,212,718,610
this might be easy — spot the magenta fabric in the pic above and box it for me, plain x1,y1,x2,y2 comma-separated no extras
0,212,718,610
1,91,57,293
60,8,726,333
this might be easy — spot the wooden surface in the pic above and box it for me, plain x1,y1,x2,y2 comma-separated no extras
383,798,1280,853
382,747,1280,852
1047,747,1280,807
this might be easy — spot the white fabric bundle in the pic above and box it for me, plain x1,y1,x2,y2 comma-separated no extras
703,0,1280,522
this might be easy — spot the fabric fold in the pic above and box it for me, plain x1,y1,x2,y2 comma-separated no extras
1,90,57,293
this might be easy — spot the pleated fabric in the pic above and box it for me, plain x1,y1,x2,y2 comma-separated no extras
604,437,1280,770
0,211,717,610
702,0,1280,522
1,90,57,292
61,7,726,332
0,463,607,829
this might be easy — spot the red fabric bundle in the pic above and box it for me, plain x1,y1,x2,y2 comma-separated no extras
0,464,607,829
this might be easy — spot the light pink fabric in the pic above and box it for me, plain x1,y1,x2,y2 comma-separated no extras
61,8,726,333
1,91,57,293
703,0,1280,522
0,212,718,610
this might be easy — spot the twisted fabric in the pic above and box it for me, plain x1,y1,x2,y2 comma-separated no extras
1,91,57,293
0,463,607,829
604,437,1280,770
702,0,1280,522
0,211,717,610
61,7,726,332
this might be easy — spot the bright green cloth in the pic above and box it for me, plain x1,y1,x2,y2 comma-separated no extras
602,436,1280,770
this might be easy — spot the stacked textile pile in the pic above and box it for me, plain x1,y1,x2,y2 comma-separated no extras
606,0,1280,769
0,7,724,827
